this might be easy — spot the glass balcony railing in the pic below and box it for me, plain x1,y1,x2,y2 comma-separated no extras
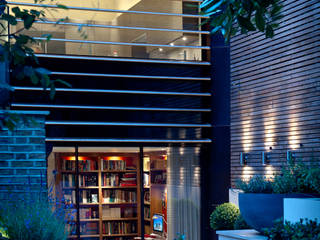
8,0,209,61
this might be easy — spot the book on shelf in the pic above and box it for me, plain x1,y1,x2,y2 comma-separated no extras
62,174,75,187
79,159,98,171
79,174,98,187
64,190,76,204
80,222,98,235
144,191,150,203
103,189,137,203
102,206,121,219
101,159,126,171
120,173,136,187
81,190,98,203
80,208,99,219
102,173,120,186
144,206,150,219
102,221,137,235
143,173,149,187
62,159,75,171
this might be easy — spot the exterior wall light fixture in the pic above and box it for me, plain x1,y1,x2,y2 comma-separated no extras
262,151,271,165
240,152,248,166
287,150,296,162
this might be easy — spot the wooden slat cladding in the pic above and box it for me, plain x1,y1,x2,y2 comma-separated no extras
230,0,320,186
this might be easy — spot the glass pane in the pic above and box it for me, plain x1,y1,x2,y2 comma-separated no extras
48,146,78,239
79,147,140,240
142,146,201,240
10,0,205,60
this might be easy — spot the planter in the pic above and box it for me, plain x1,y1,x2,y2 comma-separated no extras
239,193,319,233
284,198,320,223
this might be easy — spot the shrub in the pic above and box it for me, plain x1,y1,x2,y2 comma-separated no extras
234,215,251,230
237,160,320,194
263,218,320,240
0,185,75,240
210,203,240,230
236,175,273,193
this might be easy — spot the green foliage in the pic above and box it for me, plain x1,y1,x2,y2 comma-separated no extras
0,0,70,102
236,160,320,194
0,182,75,240
234,214,250,230
210,203,240,230
263,218,320,240
236,175,273,193
200,0,283,41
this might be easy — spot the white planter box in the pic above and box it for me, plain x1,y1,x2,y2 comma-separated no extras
284,198,320,224
216,230,267,240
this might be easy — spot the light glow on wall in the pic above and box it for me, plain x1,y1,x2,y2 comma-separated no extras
242,166,253,181
242,120,253,152
265,165,275,180
263,116,276,151
288,117,300,150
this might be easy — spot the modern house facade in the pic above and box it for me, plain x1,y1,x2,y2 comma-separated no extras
7,1,229,240
1,0,319,240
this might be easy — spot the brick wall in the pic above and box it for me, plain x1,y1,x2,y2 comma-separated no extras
0,110,49,198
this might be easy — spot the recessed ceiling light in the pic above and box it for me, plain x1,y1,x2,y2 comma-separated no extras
159,48,163,52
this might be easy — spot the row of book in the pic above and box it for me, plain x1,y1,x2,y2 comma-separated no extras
62,174,98,187
102,173,136,187
80,222,98,235
101,160,126,171
144,206,150,219
64,190,76,204
81,190,99,203
62,159,98,171
80,208,99,219
102,221,137,235
102,206,135,218
102,190,137,203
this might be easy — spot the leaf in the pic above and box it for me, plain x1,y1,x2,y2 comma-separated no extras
23,14,35,29
255,9,265,31
49,84,56,100
57,4,68,9
266,25,274,38
54,79,72,88
237,16,256,31
205,1,224,13
41,33,52,41
35,67,51,75
200,0,215,9
2,13,17,25
23,66,34,77
30,73,39,85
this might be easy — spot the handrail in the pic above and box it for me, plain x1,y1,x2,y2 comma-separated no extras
33,37,210,49
7,2,208,18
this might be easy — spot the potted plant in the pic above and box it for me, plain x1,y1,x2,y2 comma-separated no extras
236,160,320,233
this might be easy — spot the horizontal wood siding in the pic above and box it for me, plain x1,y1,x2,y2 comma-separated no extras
230,0,320,186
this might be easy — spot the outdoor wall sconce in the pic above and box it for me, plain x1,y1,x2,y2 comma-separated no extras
287,150,296,162
240,152,248,166
262,151,271,165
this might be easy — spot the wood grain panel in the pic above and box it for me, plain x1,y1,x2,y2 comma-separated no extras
230,0,320,186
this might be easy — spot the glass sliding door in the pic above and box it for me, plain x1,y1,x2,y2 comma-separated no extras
143,147,201,240
48,146,201,240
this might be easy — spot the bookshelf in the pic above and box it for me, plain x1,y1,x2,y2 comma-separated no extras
56,153,141,240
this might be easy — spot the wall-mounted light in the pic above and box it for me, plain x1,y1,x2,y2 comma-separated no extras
169,42,174,46
287,150,296,162
182,36,187,41
262,151,271,165
159,48,163,52
240,152,248,166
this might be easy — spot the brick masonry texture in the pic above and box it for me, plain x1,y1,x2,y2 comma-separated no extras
0,110,49,195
